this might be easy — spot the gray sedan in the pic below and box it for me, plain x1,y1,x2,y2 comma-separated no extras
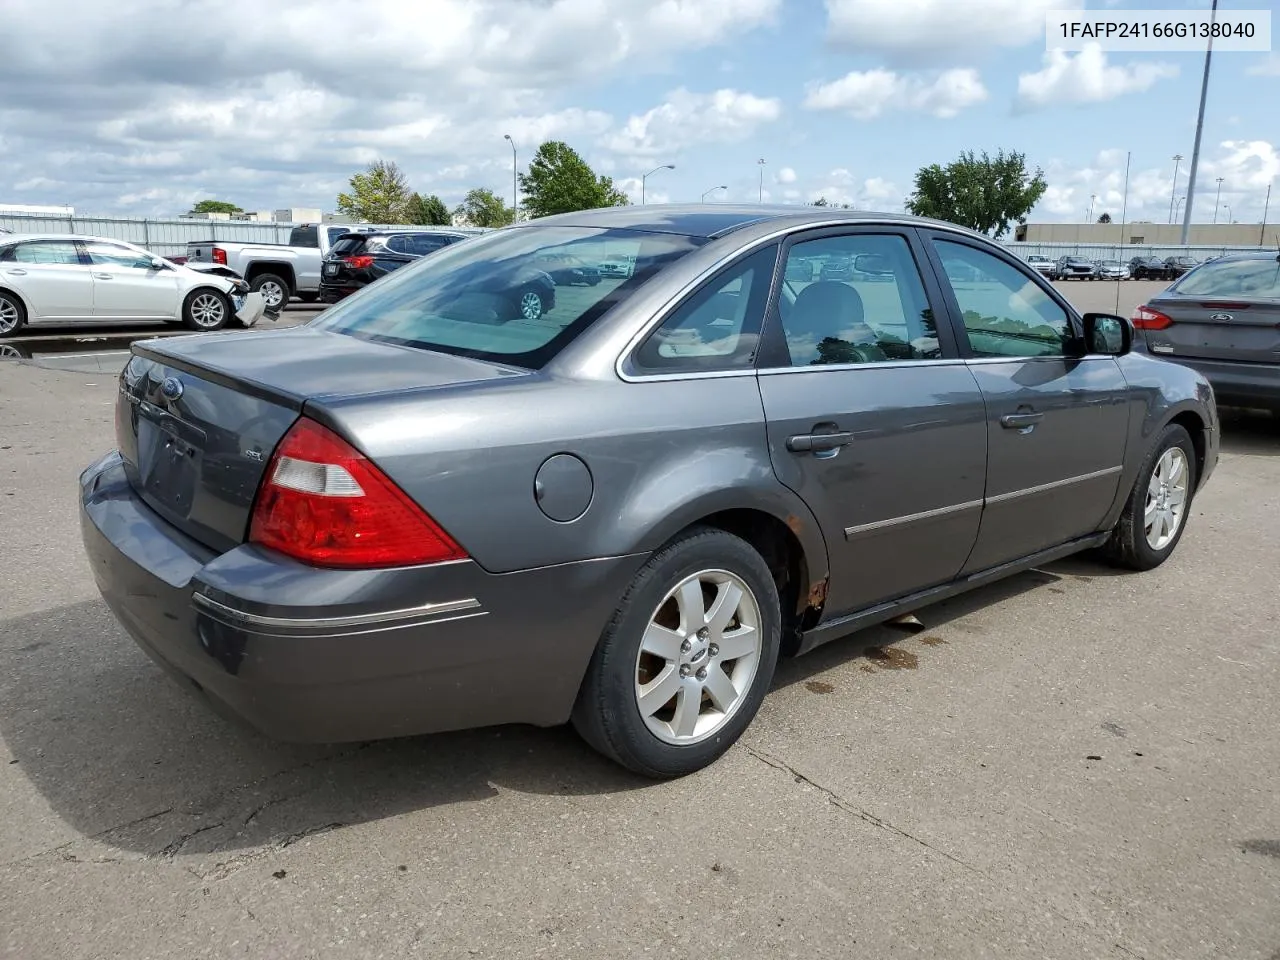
79,205,1220,778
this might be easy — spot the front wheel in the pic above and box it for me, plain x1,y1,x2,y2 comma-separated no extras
572,527,781,778
515,288,544,320
182,288,231,331
1103,423,1197,571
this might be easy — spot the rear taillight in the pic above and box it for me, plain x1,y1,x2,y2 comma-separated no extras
343,255,374,269
1132,305,1173,330
211,247,227,265
248,418,466,569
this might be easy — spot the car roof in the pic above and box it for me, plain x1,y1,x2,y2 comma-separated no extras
0,233,135,243
515,203,988,240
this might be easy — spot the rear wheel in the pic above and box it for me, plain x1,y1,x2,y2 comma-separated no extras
1104,423,1197,571
250,273,290,311
572,527,781,778
182,288,231,331
0,291,25,339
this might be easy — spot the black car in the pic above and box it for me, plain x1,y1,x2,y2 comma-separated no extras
319,230,469,303
1163,256,1200,279
1128,256,1169,281
532,252,601,286
1054,256,1098,280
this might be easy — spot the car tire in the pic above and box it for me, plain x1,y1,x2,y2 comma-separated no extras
515,288,545,321
0,290,26,339
1103,423,1197,572
571,526,782,779
181,288,232,332
250,273,290,312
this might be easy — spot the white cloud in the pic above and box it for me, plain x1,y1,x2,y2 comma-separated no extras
777,167,797,184
1247,54,1280,77
603,88,782,159
824,0,1082,62
802,169,899,209
1016,44,1178,111
804,68,987,119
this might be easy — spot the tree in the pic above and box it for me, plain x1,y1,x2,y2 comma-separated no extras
1097,212,1113,224
453,188,514,228
189,199,241,215
519,140,630,219
407,192,452,226
905,149,1047,239
810,196,851,209
336,160,414,223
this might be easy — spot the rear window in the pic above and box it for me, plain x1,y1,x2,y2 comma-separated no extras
329,236,369,256
1173,258,1280,298
327,226,356,245
309,226,706,369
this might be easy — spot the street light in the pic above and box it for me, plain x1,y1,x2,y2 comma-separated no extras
503,134,517,222
1174,195,1187,220
1088,194,1097,222
701,185,727,202
1169,154,1183,223
641,164,674,205
1221,203,1232,224
1213,177,1225,223
757,158,767,203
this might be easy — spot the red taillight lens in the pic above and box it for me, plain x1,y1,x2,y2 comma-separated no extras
248,418,466,569
211,247,227,265
344,255,374,269
1132,305,1173,330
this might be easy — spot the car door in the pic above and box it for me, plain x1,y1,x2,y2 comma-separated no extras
922,233,1131,572
756,227,987,618
82,240,181,318
0,239,95,320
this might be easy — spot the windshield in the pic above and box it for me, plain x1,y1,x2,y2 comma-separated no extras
1174,258,1280,298
309,226,707,368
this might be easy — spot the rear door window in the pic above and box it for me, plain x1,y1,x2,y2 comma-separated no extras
11,240,83,264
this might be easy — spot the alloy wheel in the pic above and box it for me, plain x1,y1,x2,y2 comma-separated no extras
634,569,763,745
0,298,20,334
189,292,226,328
258,280,285,309
1145,447,1189,550
519,291,543,320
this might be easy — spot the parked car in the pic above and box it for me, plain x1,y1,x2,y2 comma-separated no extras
1128,256,1169,281
1131,251,1280,411
1163,256,1200,279
533,252,601,286
1054,255,1098,280
80,205,1218,779
0,233,268,337
784,257,815,283
819,256,855,281
1025,254,1056,277
319,230,470,303
1096,260,1131,280
597,257,633,279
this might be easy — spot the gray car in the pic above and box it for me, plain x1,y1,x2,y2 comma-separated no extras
79,205,1220,779
1131,251,1280,411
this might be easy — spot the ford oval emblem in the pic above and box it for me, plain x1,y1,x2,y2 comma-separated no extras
160,377,184,400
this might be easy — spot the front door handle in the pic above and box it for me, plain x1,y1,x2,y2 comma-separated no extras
1000,412,1044,429
787,429,855,453
93,273,114,280
4,269,27,276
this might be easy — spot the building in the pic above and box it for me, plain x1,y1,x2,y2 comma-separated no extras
0,203,74,217
1015,221,1273,247
273,207,323,224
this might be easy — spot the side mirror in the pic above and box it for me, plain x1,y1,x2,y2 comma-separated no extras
148,257,166,270
1081,312,1132,356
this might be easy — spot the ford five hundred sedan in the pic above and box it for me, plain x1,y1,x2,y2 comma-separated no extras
79,205,1220,778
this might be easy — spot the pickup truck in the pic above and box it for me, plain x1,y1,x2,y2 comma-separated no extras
186,223,379,310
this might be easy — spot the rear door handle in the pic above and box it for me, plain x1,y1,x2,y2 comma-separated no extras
93,273,114,280
787,430,855,453
4,269,27,276
1000,413,1044,429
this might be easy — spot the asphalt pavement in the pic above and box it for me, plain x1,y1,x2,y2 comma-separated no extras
1,283,1278,959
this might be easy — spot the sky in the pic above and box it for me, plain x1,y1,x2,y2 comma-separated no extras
0,0,1276,226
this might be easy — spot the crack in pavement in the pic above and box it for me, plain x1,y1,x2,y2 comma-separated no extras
741,742,984,876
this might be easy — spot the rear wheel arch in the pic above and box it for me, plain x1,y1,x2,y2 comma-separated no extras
245,262,296,291
1167,410,1207,484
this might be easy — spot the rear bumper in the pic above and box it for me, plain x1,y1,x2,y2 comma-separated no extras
318,282,361,304
79,452,644,743
1143,354,1280,408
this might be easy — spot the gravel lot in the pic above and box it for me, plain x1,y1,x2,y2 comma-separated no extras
1,276,1277,959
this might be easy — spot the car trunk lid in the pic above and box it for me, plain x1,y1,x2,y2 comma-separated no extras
1141,294,1280,363
116,327,530,552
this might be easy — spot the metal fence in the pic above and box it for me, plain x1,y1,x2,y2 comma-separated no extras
1,213,1272,263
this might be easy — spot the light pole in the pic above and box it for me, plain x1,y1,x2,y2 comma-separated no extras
757,158,766,203
1213,177,1225,223
1168,154,1183,223
1174,195,1187,221
1088,194,1097,222
701,185,727,202
1181,0,1219,243
1261,183,1272,246
641,164,674,205
503,134,518,222
1221,203,1232,224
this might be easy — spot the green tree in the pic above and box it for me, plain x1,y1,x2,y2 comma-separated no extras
519,140,629,219
189,199,241,215
905,149,1047,239
453,188,514,228
407,192,452,226
1097,212,1113,224
336,160,414,223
